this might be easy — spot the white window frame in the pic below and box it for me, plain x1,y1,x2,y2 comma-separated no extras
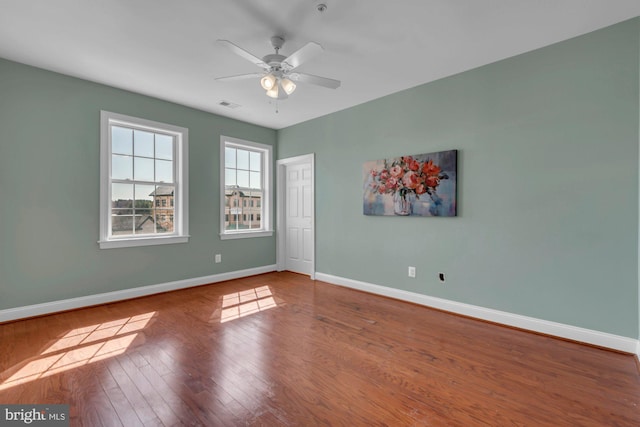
220,136,273,240
99,111,189,249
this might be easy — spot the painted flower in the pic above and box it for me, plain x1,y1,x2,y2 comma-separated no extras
402,171,420,189
423,159,441,176
379,169,390,181
390,165,404,178
425,175,439,188
408,159,420,171
416,184,427,195
386,177,398,189
370,169,378,176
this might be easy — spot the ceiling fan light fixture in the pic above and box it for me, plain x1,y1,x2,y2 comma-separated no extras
260,73,276,90
265,85,279,99
281,78,296,95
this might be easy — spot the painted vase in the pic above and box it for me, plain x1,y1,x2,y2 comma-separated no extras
393,192,414,216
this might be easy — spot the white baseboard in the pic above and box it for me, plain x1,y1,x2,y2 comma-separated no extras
315,272,640,355
0,265,277,323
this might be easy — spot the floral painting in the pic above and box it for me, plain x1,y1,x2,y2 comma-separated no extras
363,149,457,216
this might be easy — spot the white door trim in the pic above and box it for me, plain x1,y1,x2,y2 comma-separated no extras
276,153,315,279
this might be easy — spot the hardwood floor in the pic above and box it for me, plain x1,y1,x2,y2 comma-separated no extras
1,272,639,426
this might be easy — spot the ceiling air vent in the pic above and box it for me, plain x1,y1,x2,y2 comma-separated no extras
218,100,241,109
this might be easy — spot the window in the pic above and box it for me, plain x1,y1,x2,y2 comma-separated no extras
220,136,272,239
99,111,189,249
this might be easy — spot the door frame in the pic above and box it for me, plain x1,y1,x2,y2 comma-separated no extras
276,153,315,279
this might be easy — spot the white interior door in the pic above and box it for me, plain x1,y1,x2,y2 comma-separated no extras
281,161,314,276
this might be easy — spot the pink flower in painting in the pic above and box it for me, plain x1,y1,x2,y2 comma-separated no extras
416,184,427,195
390,165,404,178
408,159,420,171
379,169,390,180
370,169,378,176
402,171,420,189
386,177,398,189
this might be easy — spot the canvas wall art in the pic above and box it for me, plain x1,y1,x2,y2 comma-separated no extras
363,149,457,217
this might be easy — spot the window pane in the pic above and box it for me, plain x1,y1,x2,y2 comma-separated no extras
155,134,173,160
112,183,133,210
112,155,132,180
135,209,154,235
134,157,154,181
111,215,134,235
225,190,240,230
225,168,236,186
156,159,173,183
155,211,174,233
249,151,261,172
249,171,261,189
249,191,263,229
237,149,249,170
134,130,154,157
237,170,249,188
112,126,132,155
134,184,155,210
226,211,239,230
225,147,236,168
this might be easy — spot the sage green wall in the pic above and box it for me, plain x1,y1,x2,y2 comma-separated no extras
0,58,277,310
278,19,640,338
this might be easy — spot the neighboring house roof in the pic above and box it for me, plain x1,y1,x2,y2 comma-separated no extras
226,190,246,197
225,188,261,198
111,214,165,233
149,186,174,196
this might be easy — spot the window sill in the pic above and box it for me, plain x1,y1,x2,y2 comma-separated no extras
219,230,273,240
98,235,189,249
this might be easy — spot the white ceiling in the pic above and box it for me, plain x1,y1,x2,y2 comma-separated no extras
1,1,639,130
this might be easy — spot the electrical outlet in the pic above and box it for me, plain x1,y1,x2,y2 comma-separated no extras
215,254,222,263
408,266,416,278
438,272,445,283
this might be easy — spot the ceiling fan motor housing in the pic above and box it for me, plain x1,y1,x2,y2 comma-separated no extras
262,54,287,69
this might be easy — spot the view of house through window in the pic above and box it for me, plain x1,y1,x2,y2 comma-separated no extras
110,126,176,236
224,144,264,231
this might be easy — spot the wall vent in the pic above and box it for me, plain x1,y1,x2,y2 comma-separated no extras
218,100,241,109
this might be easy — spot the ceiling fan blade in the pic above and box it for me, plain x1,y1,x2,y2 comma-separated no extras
282,42,323,70
216,40,268,68
289,73,341,89
215,73,264,82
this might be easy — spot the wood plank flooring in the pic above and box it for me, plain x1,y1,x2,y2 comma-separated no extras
1,272,639,426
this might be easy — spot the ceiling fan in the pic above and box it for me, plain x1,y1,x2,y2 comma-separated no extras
215,36,341,100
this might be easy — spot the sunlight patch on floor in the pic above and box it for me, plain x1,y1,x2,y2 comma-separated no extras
219,286,278,323
0,312,156,390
